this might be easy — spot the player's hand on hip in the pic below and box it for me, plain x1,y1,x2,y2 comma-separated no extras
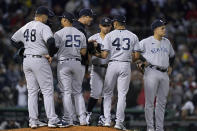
44,55,52,64
168,66,173,76
94,52,101,57
144,61,149,67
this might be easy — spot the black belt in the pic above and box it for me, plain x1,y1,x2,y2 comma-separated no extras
60,58,81,61
24,55,42,58
109,60,130,62
93,64,108,68
149,65,167,72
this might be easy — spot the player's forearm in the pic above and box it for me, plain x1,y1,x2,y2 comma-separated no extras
94,52,102,58
94,51,108,59
80,48,87,56
132,52,147,63
169,56,175,67
132,52,140,62
168,56,175,76
11,39,24,49
167,66,173,76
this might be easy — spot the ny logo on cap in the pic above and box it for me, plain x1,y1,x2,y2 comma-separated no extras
105,19,109,22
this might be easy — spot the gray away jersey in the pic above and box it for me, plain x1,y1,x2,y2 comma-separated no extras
54,27,86,61
139,36,175,68
88,33,109,65
11,21,53,55
103,29,140,62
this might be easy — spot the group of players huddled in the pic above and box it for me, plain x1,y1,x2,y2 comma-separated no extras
11,5,175,131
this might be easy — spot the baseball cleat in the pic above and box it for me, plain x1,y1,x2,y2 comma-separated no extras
30,124,38,129
79,114,87,126
104,122,110,127
73,121,80,126
97,115,105,126
86,112,92,125
29,121,47,128
36,121,47,127
114,122,126,131
59,121,71,128
61,119,73,128
48,120,63,128
48,123,57,128
80,121,87,126
147,129,155,131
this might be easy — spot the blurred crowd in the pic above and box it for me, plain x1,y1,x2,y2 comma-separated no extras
0,0,197,129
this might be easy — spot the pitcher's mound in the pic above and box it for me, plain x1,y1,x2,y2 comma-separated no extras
2,126,136,131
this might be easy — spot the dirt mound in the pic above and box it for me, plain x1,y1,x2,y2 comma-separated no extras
2,126,135,131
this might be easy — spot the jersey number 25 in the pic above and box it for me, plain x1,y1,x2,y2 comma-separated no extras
112,38,130,50
65,35,81,47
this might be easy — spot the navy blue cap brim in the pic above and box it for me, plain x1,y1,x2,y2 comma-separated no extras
112,19,126,23
151,21,166,30
36,6,55,17
48,10,55,17
79,9,96,18
100,24,111,26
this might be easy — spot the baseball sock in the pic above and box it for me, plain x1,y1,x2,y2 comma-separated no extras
100,97,104,116
87,97,98,112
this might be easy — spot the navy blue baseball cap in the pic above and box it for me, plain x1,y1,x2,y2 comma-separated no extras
59,11,75,23
79,8,95,17
113,15,126,23
36,6,55,17
151,19,166,30
100,17,112,26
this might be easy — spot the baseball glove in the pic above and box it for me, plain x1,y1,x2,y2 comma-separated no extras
136,60,146,74
87,40,100,55
87,41,96,54
95,43,101,53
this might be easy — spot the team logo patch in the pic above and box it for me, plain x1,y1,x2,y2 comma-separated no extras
151,47,168,54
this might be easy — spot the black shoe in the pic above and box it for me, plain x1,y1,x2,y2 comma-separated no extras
73,121,80,126
97,115,105,126
48,120,70,128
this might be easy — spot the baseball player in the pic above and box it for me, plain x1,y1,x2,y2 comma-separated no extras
11,6,66,128
135,19,175,131
86,17,112,126
73,8,94,37
95,15,140,130
73,8,94,67
64,8,94,124
54,11,87,126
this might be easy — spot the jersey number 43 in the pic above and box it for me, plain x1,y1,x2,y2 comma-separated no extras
112,38,130,50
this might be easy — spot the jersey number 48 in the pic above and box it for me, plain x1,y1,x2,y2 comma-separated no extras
24,29,36,42
112,38,130,50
